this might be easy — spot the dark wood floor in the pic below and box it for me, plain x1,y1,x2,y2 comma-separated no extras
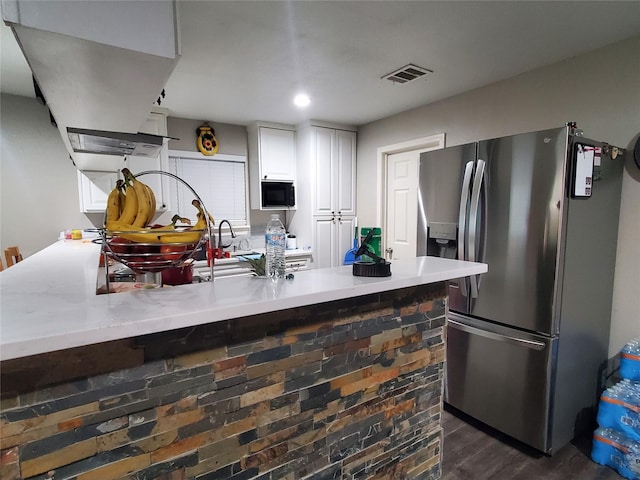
441,406,623,480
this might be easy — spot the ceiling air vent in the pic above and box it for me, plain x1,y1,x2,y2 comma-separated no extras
382,64,432,85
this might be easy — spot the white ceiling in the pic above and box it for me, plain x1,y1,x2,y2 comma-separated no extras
2,1,640,128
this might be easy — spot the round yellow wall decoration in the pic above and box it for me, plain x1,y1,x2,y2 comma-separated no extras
196,124,218,156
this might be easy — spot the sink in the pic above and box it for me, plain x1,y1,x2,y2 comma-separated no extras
231,251,261,259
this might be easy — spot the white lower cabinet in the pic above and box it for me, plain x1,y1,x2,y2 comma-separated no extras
313,216,356,269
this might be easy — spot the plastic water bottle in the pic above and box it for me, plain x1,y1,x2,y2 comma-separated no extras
265,214,286,280
621,338,640,382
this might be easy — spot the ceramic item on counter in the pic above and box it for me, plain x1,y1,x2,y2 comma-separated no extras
161,264,194,285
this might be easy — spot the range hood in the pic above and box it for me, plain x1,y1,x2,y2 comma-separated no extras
67,128,166,157
3,0,181,170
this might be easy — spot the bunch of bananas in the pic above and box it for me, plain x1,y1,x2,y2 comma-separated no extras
105,169,209,245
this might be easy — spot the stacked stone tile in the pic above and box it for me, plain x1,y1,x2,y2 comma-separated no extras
591,338,640,480
0,284,447,480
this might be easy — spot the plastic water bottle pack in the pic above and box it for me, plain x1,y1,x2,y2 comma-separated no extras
597,379,640,442
592,337,640,479
592,427,640,480
621,338,640,381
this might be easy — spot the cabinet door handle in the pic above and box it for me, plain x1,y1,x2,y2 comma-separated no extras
263,175,268,179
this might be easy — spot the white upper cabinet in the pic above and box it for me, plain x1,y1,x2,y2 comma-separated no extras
334,129,357,216
3,0,180,170
248,122,296,210
258,127,296,181
77,170,119,213
311,127,356,217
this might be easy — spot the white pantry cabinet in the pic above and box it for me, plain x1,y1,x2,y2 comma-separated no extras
311,127,356,217
291,123,357,268
248,122,296,210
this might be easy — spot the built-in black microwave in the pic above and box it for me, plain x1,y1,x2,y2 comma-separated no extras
261,181,295,208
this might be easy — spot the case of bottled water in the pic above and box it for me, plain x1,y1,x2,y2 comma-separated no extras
592,338,640,479
621,338,640,382
597,379,640,442
592,427,640,480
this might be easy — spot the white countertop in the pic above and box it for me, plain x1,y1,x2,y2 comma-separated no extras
0,240,486,361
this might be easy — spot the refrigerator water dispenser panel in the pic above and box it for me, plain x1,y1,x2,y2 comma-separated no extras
428,222,457,259
429,222,457,240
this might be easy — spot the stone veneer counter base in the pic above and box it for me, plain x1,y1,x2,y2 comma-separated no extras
2,283,447,480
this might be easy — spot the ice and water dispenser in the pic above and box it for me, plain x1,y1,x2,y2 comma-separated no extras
417,143,474,262
425,221,458,259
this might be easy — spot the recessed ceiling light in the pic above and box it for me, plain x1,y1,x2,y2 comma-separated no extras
293,94,311,108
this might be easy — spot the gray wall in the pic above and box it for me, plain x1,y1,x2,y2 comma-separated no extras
356,36,640,356
167,117,248,155
0,94,95,259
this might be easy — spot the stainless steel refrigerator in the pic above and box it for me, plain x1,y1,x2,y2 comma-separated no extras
417,125,624,454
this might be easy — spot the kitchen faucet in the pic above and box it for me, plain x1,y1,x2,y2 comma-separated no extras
217,220,236,250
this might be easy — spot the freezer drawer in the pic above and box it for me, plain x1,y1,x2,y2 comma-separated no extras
445,314,557,453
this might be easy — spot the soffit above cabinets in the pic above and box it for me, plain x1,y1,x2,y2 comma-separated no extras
3,0,181,170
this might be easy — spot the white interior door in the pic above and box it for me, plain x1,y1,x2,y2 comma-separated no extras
386,151,419,260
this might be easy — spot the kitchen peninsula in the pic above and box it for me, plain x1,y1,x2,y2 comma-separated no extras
0,240,486,480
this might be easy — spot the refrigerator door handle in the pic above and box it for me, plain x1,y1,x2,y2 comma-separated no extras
468,159,486,298
457,161,474,296
448,318,547,351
